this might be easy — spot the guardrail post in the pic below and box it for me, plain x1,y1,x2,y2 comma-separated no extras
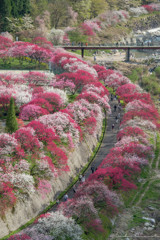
81,48,84,58
126,48,130,62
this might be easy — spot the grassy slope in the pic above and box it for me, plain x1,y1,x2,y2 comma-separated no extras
0,58,48,70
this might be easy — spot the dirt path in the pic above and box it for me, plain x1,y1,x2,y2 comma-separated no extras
50,97,123,208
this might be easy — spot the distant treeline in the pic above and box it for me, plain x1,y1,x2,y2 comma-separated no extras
0,0,30,31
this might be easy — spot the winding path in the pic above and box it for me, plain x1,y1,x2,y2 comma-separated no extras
50,97,123,210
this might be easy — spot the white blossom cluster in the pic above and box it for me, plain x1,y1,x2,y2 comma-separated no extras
39,112,81,145
24,211,83,240
48,28,65,45
129,7,148,16
10,173,35,194
44,86,68,104
0,133,18,156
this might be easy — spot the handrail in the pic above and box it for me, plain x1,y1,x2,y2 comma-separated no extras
54,44,160,48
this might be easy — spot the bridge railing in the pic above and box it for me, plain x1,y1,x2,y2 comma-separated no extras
54,42,159,47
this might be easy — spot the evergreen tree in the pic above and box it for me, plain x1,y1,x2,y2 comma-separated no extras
6,97,18,134
22,0,30,15
17,0,24,15
0,0,12,17
11,0,18,17
0,0,12,31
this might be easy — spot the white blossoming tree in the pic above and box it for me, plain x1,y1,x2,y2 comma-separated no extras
26,211,83,240
48,28,65,45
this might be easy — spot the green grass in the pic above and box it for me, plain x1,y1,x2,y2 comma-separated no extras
141,165,150,179
68,94,79,103
127,208,146,229
106,87,115,95
158,159,160,170
122,164,150,207
131,181,149,205
127,67,160,97
69,49,94,57
140,180,160,209
81,213,112,240
152,133,160,169
127,181,160,230
0,57,48,70
68,49,111,57
125,135,159,207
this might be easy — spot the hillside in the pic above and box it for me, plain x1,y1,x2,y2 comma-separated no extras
1,0,160,45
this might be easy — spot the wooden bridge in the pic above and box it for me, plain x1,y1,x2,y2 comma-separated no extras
56,45,160,62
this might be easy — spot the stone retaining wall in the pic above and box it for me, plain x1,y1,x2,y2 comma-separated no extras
0,123,102,239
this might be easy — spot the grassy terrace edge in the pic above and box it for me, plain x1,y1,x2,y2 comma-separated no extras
0,111,107,240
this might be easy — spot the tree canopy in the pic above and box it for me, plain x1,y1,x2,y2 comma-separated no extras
0,0,30,31
6,97,18,134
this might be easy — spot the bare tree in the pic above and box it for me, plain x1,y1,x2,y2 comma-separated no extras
48,0,70,28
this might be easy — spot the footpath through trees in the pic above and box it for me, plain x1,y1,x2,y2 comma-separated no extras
60,97,122,202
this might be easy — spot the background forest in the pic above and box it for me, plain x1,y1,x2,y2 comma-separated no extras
0,0,159,44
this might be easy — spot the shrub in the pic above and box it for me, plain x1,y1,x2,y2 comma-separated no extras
89,166,137,191
28,211,83,240
155,66,160,78
0,133,18,156
34,92,63,112
22,98,53,113
0,182,16,215
8,234,31,240
75,180,121,214
20,104,49,121
117,126,146,140
56,70,97,94
77,91,111,113
39,112,82,146
26,120,60,145
59,196,100,224
14,127,42,154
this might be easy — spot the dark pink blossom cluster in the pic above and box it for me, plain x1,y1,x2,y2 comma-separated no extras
88,66,158,194
51,51,98,77
0,182,16,216
54,70,97,94
32,37,53,50
81,20,101,37
8,234,31,240
142,3,160,13
58,180,121,233
7,41,53,64
0,36,13,63
20,92,64,120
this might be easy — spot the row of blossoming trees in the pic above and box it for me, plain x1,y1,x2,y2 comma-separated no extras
2,38,159,239
0,36,113,239
38,3,160,43
0,36,54,66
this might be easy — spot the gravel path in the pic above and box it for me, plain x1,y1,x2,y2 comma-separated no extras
50,97,124,209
